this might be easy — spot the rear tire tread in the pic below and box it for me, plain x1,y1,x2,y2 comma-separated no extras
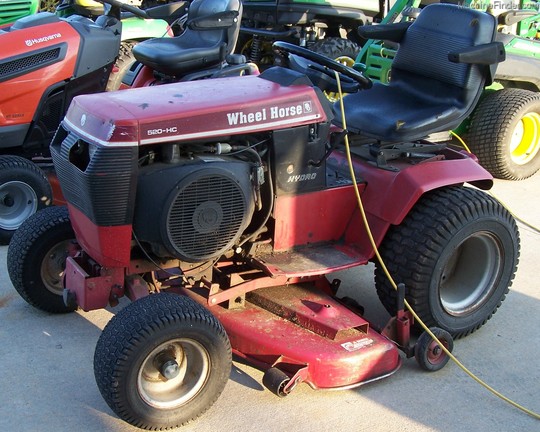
375,186,519,339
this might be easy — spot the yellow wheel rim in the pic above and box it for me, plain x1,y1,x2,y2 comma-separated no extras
40,0,60,12
510,112,540,165
324,55,356,103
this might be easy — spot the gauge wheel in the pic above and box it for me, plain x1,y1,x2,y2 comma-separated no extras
94,292,232,430
375,186,519,339
415,327,453,372
466,88,540,180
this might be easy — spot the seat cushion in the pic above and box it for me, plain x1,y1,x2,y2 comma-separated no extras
133,36,225,76
334,78,462,141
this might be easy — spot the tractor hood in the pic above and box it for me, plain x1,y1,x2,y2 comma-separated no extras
62,74,329,147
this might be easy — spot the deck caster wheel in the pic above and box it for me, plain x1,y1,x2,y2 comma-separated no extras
262,367,291,398
415,327,453,372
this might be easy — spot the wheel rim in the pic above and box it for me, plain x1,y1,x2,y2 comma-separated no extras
138,339,210,409
426,339,448,365
509,112,540,165
324,55,356,103
40,0,59,12
40,240,72,296
0,181,38,230
439,231,503,316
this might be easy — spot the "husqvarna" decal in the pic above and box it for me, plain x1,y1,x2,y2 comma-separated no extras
25,33,62,47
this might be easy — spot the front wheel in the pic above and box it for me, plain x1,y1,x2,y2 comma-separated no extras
466,88,540,180
94,293,232,430
7,205,77,313
375,186,519,339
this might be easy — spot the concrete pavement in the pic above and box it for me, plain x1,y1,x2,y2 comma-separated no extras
0,175,539,432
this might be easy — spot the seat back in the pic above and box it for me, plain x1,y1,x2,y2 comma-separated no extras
390,4,497,112
337,4,502,142
184,0,242,57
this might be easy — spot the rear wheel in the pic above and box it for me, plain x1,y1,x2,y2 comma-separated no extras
106,41,137,91
40,0,60,12
375,186,519,339
7,205,77,313
94,293,231,430
0,156,53,244
466,89,540,180
310,37,360,102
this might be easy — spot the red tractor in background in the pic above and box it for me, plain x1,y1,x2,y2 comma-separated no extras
8,4,519,430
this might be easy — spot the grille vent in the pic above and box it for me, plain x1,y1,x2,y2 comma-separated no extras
0,47,61,80
166,174,247,261
0,1,33,21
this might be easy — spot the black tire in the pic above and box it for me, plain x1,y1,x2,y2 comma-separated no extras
40,0,60,12
375,186,519,339
466,89,540,180
310,37,360,61
94,293,232,430
106,41,137,91
0,155,53,244
7,206,77,313
262,367,290,398
310,37,360,102
415,327,453,372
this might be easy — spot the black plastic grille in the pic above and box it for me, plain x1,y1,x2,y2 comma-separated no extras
51,128,138,226
0,48,60,77
167,175,246,260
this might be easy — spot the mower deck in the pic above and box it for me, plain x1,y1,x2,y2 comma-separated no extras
179,282,401,390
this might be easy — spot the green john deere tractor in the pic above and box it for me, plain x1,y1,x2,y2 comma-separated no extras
357,0,540,180
238,0,381,72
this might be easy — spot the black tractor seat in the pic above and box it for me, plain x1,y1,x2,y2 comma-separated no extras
132,0,242,76
334,3,505,143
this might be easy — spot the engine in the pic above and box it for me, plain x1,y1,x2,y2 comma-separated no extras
133,155,255,262
51,124,259,267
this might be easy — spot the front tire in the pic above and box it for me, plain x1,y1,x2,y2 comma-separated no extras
94,293,232,430
7,205,77,313
0,156,53,244
375,186,519,339
467,89,540,180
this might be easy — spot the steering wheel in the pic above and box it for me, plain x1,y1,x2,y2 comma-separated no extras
272,41,372,90
101,0,151,19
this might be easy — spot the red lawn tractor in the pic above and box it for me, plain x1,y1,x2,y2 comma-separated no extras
0,0,254,243
8,4,519,430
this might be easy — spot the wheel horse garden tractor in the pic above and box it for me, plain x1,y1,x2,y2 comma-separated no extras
0,0,252,244
8,3,520,430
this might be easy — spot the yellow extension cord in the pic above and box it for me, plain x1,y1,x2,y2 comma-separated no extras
333,71,540,420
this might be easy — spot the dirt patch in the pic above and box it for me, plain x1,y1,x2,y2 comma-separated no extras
0,294,14,308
